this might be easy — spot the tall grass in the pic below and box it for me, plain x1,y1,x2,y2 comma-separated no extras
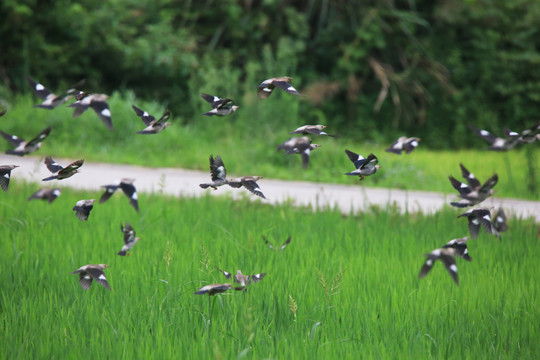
1,182,538,359
1,92,538,199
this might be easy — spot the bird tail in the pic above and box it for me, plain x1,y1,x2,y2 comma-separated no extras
42,175,57,181
5,150,23,156
450,201,469,208
117,251,127,256
199,183,211,189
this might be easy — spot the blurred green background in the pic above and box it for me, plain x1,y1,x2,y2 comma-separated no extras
2,0,540,148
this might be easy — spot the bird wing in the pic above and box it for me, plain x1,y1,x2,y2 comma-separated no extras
479,174,498,195
26,76,54,101
449,176,471,196
155,110,171,125
300,146,311,169
361,153,378,171
0,167,13,191
210,155,227,181
440,253,459,285
86,267,111,290
251,273,266,283
26,127,52,147
272,81,301,96
77,272,93,290
132,105,156,126
241,179,266,199
459,164,481,189
216,267,232,280
99,185,118,203
345,149,365,169
281,236,292,250
120,181,139,212
469,125,497,144
262,236,274,250
44,156,64,173
201,93,223,108
0,130,24,147
90,101,113,130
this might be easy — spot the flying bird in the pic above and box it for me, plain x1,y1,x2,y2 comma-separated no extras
492,208,508,234
42,156,84,181
0,165,19,191
71,264,111,290
344,150,380,180
27,77,85,109
506,122,540,144
227,176,266,199
385,136,420,154
257,77,301,99
199,155,228,190
194,283,244,296
200,93,239,116
132,105,171,134
67,92,113,130
262,235,291,251
73,199,96,221
418,237,472,285
216,268,266,287
457,207,498,239
0,126,51,156
27,188,61,203
449,163,498,207
277,136,321,169
99,178,139,212
118,222,141,256
289,125,335,137
469,125,520,151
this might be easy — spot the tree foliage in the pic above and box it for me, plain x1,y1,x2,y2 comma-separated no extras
1,0,539,148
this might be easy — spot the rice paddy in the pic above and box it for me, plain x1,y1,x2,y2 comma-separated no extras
1,182,538,359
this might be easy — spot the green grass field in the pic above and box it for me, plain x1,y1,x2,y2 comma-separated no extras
1,182,538,359
1,92,539,200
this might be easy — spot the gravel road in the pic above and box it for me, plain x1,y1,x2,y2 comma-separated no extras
2,154,539,222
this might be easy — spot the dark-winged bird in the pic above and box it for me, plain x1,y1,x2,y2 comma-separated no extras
27,77,85,109
385,136,420,155
458,207,498,239
469,125,520,151
199,155,228,190
42,156,84,181
449,163,498,207
0,127,51,156
132,105,171,134
200,93,239,116
73,199,96,221
492,208,508,234
216,268,266,287
289,125,335,137
419,237,472,285
118,222,141,256
344,150,380,180
67,92,113,130
277,136,321,169
257,77,301,99
262,235,291,251
27,188,61,203
99,178,139,212
71,264,110,290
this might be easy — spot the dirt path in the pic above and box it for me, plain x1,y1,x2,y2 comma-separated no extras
2,154,539,222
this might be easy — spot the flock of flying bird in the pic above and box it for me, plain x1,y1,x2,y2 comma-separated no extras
1,75,539,292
